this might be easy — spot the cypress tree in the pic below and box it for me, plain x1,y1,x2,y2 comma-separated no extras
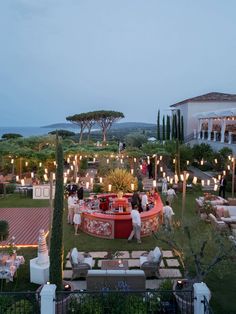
181,115,184,142
172,113,177,139
157,110,160,141
166,115,170,140
49,137,64,289
177,109,181,141
162,115,166,141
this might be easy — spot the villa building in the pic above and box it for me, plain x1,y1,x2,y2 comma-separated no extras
171,92,236,153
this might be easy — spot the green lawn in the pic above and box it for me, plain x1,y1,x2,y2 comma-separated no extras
0,192,236,314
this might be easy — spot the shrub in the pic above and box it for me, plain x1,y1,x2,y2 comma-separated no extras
0,220,9,241
103,168,138,193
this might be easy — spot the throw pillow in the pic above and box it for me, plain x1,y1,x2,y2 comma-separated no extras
77,253,84,263
224,209,230,218
71,248,79,264
147,250,154,262
153,247,161,262
216,207,224,218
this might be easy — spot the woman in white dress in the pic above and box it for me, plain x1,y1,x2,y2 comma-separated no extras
73,207,81,235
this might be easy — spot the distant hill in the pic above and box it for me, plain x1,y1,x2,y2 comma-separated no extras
42,122,156,130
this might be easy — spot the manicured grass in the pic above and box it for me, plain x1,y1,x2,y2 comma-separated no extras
0,192,236,314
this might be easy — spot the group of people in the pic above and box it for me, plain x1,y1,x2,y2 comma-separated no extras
128,186,177,243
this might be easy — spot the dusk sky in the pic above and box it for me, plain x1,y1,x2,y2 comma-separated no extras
0,0,236,127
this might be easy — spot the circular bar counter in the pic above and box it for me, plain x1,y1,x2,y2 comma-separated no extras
80,194,163,239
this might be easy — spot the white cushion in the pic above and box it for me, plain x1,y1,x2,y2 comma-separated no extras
139,256,148,266
84,257,93,268
147,250,154,262
71,248,79,264
153,247,161,262
78,253,84,263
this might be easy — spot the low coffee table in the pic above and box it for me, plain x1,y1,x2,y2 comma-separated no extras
101,260,129,270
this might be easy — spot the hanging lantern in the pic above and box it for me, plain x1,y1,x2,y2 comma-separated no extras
131,169,134,175
173,159,176,164
76,177,79,184
67,157,70,163
25,161,28,167
160,167,163,172
186,160,189,165
160,156,163,161
39,162,42,167
214,184,218,191
108,184,112,192
131,183,135,191
214,159,218,164
52,173,56,180
170,178,173,184
99,177,103,183
192,177,197,184
11,159,14,164
200,160,204,166
201,180,205,186
64,177,68,184
43,174,48,181
16,175,19,181
153,180,157,187
21,179,25,186
86,182,89,189
31,172,34,178
107,159,109,164
134,157,137,163
180,174,184,181
79,155,82,160
207,180,210,186
163,172,166,178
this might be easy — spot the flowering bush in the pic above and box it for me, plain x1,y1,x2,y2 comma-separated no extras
202,201,214,216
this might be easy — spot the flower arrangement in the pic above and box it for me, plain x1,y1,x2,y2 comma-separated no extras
7,236,18,256
202,201,214,216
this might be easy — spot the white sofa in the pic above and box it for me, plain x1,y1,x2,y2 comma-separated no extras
215,205,236,223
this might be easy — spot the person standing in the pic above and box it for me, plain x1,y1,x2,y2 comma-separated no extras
131,192,141,210
219,175,227,199
128,206,141,243
77,186,84,200
67,192,78,224
73,207,81,235
141,192,149,211
163,201,175,231
166,186,177,205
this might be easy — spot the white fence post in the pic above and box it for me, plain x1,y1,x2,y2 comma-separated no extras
40,284,56,314
193,282,211,314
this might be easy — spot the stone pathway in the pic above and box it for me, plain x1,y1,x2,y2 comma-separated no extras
64,250,182,289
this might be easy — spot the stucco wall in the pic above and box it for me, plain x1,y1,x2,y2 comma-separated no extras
173,101,236,138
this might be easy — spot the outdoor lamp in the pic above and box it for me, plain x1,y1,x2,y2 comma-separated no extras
44,174,48,181
223,170,226,175
21,179,25,186
25,161,28,166
201,180,205,186
67,157,70,163
160,156,163,161
93,158,96,162
70,165,73,170
214,184,218,191
108,184,112,192
207,180,210,186
52,173,56,180
180,174,184,181
214,159,218,164
177,280,183,289
131,169,134,174
31,172,34,178
131,183,134,191
218,174,221,180
173,159,176,164
160,167,163,172
39,162,42,167
192,177,197,184
227,165,230,170
170,178,173,184
200,160,204,165
134,157,136,162
16,175,19,181
99,177,103,183
76,177,79,183
186,160,189,165
11,159,14,164
64,177,67,184
152,180,157,187
79,155,82,160
163,172,166,178
86,182,89,189
107,159,109,164
64,284,71,291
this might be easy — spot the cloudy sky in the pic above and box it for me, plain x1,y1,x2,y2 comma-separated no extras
0,0,236,126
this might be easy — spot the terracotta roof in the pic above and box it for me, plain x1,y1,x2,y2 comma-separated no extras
171,92,236,107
